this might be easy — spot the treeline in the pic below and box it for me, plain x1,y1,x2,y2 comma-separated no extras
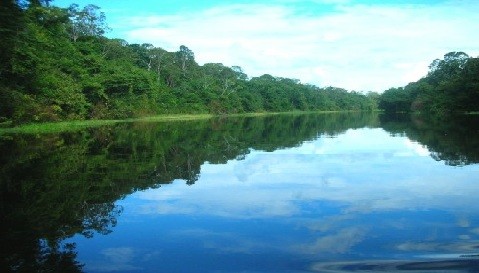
0,1,377,125
379,52,479,115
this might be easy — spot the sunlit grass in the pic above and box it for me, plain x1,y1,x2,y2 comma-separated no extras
134,114,213,122
0,114,214,135
0,111,362,135
0,119,121,135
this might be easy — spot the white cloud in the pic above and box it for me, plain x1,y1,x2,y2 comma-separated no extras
118,1,479,91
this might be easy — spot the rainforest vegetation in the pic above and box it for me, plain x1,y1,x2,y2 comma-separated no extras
0,0,378,126
1,1,478,126
378,51,479,115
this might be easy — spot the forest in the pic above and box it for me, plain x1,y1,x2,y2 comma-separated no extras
2,1,477,126
378,51,479,115
0,1,378,126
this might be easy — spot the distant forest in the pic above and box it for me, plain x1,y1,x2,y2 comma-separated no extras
379,51,479,115
1,1,478,125
0,1,378,125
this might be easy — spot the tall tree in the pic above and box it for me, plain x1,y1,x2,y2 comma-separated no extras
0,0,24,79
67,4,108,42
176,45,194,74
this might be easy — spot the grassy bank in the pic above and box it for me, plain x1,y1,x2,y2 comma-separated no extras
0,111,364,135
0,114,213,135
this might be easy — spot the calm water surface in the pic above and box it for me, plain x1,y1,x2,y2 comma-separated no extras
1,113,479,272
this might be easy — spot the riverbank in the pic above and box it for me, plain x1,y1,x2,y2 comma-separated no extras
0,111,356,135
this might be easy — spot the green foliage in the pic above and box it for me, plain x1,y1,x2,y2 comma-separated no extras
0,0,25,80
379,52,479,115
1,1,377,125
67,3,108,42
379,87,411,113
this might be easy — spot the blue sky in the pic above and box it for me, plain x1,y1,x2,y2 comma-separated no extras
54,0,479,92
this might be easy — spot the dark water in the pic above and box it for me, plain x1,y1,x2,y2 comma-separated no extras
1,113,479,272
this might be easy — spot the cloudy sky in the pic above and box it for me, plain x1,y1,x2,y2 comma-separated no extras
55,0,479,92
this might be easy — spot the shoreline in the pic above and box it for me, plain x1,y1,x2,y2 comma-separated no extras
0,110,369,135
4,109,474,135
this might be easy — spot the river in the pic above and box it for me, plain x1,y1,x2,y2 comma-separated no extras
1,112,479,272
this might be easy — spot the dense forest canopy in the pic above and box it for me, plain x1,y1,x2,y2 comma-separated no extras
2,1,477,125
378,51,479,115
0,0,378,125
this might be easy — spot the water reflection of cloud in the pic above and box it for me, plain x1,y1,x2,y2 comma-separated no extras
130,128,479,220
397,241,479,253
87,247,141,272
404,139,430,157
297,227,367,254
471,228,479,235
292,129,399,155
136,189,300,218
101,247,135,263
171,229,273,254
457,216,471,228
302,215,356,232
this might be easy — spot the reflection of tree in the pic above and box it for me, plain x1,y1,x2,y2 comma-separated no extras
81,203,123,238
0,112,378,271
380,113,479,166
1,225,83,272
0,133,123,272
22,241,83,273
